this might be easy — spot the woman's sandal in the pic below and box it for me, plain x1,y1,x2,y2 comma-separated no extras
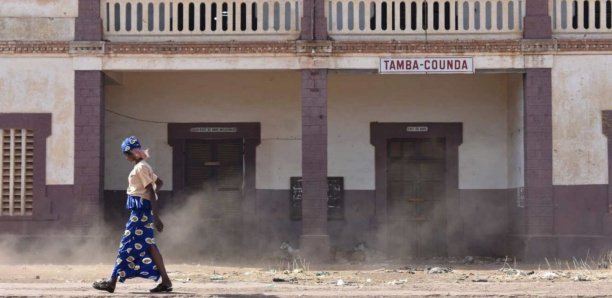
150,283,173,293
92,279,115,293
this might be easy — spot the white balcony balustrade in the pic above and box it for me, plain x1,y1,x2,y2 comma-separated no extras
326,0,525,40
102,0,302,41
102,1,612,42
550,0,612,37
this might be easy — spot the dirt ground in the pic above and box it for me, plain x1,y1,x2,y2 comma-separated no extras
2,261,612,297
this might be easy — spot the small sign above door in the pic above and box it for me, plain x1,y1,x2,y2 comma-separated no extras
190,127,238,133
380,57,474,74
407,126,429,132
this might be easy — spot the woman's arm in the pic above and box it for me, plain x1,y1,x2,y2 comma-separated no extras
146,183,164,232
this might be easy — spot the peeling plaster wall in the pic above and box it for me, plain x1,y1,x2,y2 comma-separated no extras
552,55,612,185
0,0,77,41
328,73,520,190
104,71,301,190
0,58,75,185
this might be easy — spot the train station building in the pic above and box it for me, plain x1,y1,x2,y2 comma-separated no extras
1,0,612,260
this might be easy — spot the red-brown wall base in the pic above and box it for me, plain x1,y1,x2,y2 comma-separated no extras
510,185,612,260
510,235,612,261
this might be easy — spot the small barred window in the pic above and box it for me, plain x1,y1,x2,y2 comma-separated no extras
0,129,34,216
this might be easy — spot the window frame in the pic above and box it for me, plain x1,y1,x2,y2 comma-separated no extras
0,113,51,220
289,176,345,221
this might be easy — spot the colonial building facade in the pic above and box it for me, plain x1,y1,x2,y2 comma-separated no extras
1,0,612,260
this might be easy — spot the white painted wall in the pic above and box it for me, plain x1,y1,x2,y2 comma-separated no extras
328,73,521,190
0,57,75,185
552,55,612,185
104,71,301,190
0,0,78,17
0,0,77,41
105,71,523,190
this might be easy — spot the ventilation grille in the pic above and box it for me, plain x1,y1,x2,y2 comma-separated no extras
1,129,34,216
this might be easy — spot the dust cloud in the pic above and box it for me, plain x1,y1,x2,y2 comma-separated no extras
0,179,513,267
0,225,116,265
0,186,290,267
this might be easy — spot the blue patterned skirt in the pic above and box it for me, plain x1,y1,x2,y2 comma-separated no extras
111,196,160,282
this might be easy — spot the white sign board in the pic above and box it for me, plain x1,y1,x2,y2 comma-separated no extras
407,126,428,132
380,57,474,74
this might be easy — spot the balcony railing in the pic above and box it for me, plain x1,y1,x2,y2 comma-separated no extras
550,0,612,37
100,0,612,42
326,0,525,40
102,0,302,41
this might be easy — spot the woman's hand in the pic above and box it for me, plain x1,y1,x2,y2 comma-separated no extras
155,178,164,193
154,217,164,232
146,183,164,232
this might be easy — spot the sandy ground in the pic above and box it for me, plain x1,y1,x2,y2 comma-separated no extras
2,262,612,297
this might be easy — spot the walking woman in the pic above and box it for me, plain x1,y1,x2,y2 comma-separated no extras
93,136,173,293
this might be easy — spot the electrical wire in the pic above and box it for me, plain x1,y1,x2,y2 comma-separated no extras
105,109,169,124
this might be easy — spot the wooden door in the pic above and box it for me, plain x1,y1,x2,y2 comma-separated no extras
387,138,447,258
185,139,244,256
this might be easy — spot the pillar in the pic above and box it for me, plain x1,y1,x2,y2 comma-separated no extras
74,71,104,229
300,69,330,261
523,68,555,258
75,0,103,41
524,0,552,39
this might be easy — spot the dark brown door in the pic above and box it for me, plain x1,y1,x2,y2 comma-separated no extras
185,139,244,256
387,138,447,258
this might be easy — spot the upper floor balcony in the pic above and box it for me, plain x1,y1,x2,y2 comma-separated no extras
102,0,303,41
550,0,612,38
100,0,612,42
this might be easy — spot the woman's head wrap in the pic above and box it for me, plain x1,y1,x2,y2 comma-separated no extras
121,136,141,154
121,136,150,159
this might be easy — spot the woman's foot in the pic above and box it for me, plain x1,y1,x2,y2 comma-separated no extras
149,283,173,293
92,279,116,293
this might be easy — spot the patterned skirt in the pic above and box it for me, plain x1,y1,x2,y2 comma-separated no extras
111,196,160,282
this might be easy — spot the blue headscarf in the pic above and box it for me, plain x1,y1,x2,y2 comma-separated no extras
121,136,141,154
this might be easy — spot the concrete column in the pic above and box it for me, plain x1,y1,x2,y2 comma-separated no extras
74,71,105,229
523,68,555,258
76,0,103,41
524,0,552,39
300,69,330,261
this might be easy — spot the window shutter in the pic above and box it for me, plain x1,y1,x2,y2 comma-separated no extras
0,129,34,216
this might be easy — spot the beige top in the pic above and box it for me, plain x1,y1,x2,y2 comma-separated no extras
126,160,158,199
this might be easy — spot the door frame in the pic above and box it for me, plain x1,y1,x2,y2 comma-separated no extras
370,122,463,255
168,122,261,217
